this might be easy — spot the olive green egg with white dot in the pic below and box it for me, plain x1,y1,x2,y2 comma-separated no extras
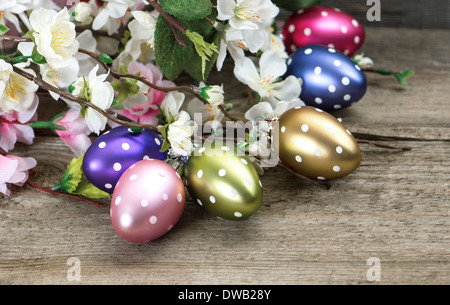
185,142,263,220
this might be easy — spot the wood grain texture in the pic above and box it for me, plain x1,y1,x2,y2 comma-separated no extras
279,0,450,29
1,26,449,285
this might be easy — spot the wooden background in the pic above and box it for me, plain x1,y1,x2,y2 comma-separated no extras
0,0,449,285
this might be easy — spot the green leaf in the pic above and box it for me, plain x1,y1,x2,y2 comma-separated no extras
185,30,219,80
98,53,113,64
11,56,31,65
158,124,171,153
0,24,10,35
72,183,111,199
159,0,212,20
184,31,221,82
31,52,47,64
52,155,85,193
272,0,323,11
154,15,194,80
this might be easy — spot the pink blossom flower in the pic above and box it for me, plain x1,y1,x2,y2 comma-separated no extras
0,96,38,153
55,108,91,157
111,61,175,126
0,154,37,196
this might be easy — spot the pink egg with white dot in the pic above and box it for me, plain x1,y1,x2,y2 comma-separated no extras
110,159,185,243
282,6,365,56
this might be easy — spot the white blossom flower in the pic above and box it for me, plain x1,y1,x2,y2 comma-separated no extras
234,51,301,106
188,85,225,127
0,60,39,114
29,7,79,69
217,0,279,53
39,58,80,100
71,65,114,135
72,2,94,25
114,10,157,67
245,99,305,122
353,53,374,69
159,92,197,157
167,119,197,157
261,19,288,59
0,0,31,31
92,0,137,31
128,11,157,48
216,25,247,71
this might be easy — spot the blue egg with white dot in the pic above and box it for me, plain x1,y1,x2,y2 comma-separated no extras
286,45,367,111
83,126,167,193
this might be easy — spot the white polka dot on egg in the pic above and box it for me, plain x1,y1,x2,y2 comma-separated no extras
177,193,183,203
218,169,227,177
315,148,322,157
210,196,216,203
129,174,138,181
113,162,122,172
342,77,350,86
162,193,168,201
98,142,106,149
154,138,161,146
197,170,203,178
333,166,341,172
328,85,336,93
344,94,352,101
149,216,158,224
295,155,302,163
341,26,348,34
105,183,112,189
141,199,148,207
314,67,322,75
334,60,341,67
301,124,309,132
304,27,312,36
288,24,295,33
304,48,312,55
234,212,243,218
122,143,130,151
315,97,323,104
336,146,343,154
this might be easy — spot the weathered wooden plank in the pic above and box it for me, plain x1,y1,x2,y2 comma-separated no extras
0,138,449,284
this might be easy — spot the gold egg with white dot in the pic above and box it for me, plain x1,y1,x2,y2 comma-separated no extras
185,141,263,220
274,106,361,180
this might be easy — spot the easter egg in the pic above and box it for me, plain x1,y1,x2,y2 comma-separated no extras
282,6,365,56
275,106,361,180
110,159,185,243
185,141,263,220
83,126,167,193
286,45,367,111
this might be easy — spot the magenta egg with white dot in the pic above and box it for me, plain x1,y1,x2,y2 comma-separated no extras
111,159,185,243
83,126,167,193
282,6,365,56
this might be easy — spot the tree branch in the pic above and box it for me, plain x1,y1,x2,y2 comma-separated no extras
12,65,160,132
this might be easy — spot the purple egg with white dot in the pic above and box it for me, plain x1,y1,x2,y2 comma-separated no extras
83,126,167,193
286,45,367,111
